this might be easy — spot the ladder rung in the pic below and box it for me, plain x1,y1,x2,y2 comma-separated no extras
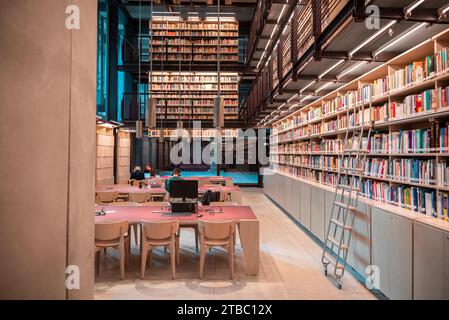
330,218,352,230
337,185,360,192
327,236,348,250
323,254,346,270
334,201,357,211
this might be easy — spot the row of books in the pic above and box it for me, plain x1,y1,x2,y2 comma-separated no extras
151,22,238,31
156,107,237,114
274,162,448,220
156,99,238,106
153,94,238,99
148,128,240,138
157,114,238,120
154,39,238,46
151,75,238,83
152,31,239,37
151,84,238,91
370,123,449,153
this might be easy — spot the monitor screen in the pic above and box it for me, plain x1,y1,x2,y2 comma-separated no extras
169,179,198,199
144,173,151,179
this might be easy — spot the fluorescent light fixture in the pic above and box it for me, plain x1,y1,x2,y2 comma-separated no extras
337,61,367,79
349,20,396,57
278,5,287,23
300,81,316,93
315,82,332,93
300,95,312,102
289,104,298,110
318,60,344,79
287,94,298,103
375,23,427,56
277,103,287,110
404,0,425,15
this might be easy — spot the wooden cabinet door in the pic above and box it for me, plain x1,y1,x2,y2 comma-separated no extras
413,222,444,300
388,214,413,300
443,231,449,300
300,182,311,230
310,186,325,242
371,207,390,298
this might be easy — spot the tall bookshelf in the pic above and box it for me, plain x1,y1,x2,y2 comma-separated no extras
270,28,449,223
150,71,239,121
150,17,239,63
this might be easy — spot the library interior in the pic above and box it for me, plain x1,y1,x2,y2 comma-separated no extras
2,0,449,301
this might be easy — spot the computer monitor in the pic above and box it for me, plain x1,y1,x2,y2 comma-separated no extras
169,179,198,200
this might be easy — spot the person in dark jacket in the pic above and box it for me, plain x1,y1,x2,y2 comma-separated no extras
130,166,145,181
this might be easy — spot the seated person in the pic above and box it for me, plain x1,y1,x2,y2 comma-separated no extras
165,168,183,193
130,166,145,181
144,163,156,176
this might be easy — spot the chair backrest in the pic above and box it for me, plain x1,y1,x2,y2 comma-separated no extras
141,201,168,208
142,220,178,241
95,220,128,241
96,191,119,203
109,201,140,206
197,178,211,187
210,202,237,206
129,179,139,187
199,220,234,241
129,192,149,203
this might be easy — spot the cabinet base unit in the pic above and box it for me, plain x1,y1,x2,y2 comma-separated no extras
264,169,449,300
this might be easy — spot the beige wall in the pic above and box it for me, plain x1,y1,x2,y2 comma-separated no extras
0,0,96,299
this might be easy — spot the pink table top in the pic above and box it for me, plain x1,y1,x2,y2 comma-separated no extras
95,205,257,223
96,185,166,194
96,185,240,195
198,185,240,193
155,176,232,181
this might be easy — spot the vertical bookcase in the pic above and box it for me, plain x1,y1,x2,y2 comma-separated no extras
270,28,449,223
96,125,115,185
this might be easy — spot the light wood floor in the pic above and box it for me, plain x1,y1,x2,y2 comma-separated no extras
95,188,375,300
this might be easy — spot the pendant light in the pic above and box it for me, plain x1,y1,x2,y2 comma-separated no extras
146,0,156,129
213,0,224,129
136,0,143,138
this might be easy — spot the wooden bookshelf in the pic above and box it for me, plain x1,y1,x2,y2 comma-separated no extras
147,128,240,139
150,17,239,63
269,28,449,223
149,71,239,121
116,130,131,184
96,125,115,185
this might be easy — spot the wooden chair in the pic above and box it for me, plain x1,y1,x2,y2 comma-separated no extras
96,191,119,204
129,192,150,203
140,220,179,280
198,220,235,279
197,178,211,187
95,220,130,280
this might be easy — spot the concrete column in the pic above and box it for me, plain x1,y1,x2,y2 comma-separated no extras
0,0,97,299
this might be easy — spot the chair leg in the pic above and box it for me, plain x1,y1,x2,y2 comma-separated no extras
95,250,100,275
194,227,199,253
125,238,130,269
199,245,206,279
170,244,176,280
132,224,139,245
228,245,234,280
175,236,180,267
119,245,125,280
140,247,148,280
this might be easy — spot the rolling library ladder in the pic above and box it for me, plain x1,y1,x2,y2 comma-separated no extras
321,84,374,289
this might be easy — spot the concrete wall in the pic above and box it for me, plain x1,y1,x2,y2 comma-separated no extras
0,0,97,299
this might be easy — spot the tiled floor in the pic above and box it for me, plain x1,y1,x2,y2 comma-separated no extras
95,188,375,300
